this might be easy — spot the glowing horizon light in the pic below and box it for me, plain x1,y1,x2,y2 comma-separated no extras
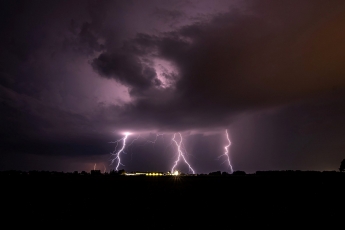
218,129,234,173
171,133,195,174
173,170,179,176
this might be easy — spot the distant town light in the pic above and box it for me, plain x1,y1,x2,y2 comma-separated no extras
173,170,179,176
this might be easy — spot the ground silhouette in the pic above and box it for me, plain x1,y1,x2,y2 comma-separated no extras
1,170,344,228
340,159,345,172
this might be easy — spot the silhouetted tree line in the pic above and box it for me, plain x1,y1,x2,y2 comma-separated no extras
208,171,246,176
340,159,345,172
1,158,345,177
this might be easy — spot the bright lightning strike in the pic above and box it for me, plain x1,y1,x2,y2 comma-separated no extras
110,132,131,171
171,133,195,174
218,129,234,173
146,133,164,145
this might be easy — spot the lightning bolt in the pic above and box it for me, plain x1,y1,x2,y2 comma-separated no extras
218,129,234,173
146,133,164,144
110,132,130,171
94,163,96,170
128,134,141,146
171,133,195,174
126,134,141,161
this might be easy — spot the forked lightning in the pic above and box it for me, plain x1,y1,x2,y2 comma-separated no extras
171,132,195,174
218,129,234,173
110,132,130,171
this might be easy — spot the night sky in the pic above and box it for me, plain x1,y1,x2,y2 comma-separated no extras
1,0,345,174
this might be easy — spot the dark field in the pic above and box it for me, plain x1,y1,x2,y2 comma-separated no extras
2,172,345,228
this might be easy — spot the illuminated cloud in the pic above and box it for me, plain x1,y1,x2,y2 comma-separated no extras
1,0,345,173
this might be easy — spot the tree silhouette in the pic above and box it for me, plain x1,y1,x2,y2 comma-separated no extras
340,159,345,172
118,169,126,175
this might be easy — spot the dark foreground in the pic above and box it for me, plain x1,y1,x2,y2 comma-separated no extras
2,172,345,228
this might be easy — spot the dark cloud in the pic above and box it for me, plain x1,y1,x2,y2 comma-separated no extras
92,52,161,95
91,0,345,132
1,0,345,173
151,7,186,27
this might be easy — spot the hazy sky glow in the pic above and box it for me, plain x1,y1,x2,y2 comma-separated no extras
1,0,345,173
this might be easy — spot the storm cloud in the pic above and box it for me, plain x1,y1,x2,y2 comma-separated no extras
91,0,345,131
1,0,345,173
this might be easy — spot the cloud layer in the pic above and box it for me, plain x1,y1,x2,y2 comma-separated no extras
1,0,345,172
